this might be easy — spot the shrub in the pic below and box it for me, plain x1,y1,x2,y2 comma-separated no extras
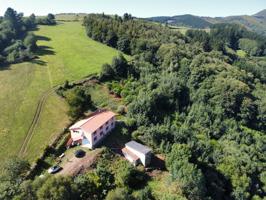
117,105,126,115
106,188,132,200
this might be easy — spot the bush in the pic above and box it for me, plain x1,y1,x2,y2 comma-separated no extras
99,63,114,81
114,160,147,189
134,186,154,200
117,105,126,115
23,33,37,51
106,188,132,200
37,176,78,200
65,87,93,119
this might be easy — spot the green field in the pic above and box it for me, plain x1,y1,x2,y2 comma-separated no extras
169,25,210,34
0,21,121,166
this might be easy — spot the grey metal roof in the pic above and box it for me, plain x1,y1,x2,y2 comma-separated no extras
125,141,151,154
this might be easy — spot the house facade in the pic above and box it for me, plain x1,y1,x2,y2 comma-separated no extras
122,141,152,167
69,110,116,149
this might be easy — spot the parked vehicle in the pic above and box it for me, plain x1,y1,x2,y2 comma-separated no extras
74,149,86,158
59,153,65,158
48,165,62,174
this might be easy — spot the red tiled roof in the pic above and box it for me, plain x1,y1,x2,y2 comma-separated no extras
70,111,116,134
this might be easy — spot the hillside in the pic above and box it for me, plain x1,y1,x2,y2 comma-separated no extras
254,9,266,18
82,14,266,200
205,14,266,36
0,21,121,166
148,14,211,28
147,9,266,36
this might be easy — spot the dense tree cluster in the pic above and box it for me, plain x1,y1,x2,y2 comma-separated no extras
186,23,266,57
64,86,93,119
36,13,56,25
86,14,266,200
83,13,186,61
0,8,57,67
0,8,38,66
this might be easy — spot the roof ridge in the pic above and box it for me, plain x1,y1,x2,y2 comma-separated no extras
79,111,110,128
79,115,96,128
71,111,116,133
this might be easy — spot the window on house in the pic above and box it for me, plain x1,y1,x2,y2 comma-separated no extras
100,131,103,136
105,121,108,125
92,131,96,135
94,136,97,141
100,126,103,130
106,126,109,131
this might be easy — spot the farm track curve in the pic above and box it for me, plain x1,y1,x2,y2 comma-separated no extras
18,87,57,157
17,76,96,157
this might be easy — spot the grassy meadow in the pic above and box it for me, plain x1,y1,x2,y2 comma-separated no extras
0,21,121,166
169,25,210,34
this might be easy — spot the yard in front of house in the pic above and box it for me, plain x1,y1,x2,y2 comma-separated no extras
57,147,103,176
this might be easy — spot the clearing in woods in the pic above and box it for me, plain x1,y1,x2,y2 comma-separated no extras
0,21,121,167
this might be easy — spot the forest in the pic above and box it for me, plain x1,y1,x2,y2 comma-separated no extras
0,8,55,66
82,13,266,200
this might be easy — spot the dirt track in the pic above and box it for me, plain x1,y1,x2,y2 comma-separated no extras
18,87,56,157
18,76,97,157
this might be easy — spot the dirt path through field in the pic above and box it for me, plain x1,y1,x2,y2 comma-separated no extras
18,76,96,157
18,87,56,157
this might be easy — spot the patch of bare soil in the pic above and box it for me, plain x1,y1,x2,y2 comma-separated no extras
57,149,102,176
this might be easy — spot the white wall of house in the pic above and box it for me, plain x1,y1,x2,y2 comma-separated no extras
70,129,83,138
123,153,138,166
70,129,84,146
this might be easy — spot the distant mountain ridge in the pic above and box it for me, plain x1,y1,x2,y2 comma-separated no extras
254,9,266,18
148,14,211,29
146,9,266,36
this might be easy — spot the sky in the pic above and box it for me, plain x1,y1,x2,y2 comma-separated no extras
0,0,265,18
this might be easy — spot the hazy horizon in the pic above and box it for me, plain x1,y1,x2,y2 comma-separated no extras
0,0,265,18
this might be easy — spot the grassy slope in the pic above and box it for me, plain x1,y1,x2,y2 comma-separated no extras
169,25,210,35
0,22,120,165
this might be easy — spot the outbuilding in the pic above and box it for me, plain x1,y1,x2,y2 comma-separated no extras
122,141,152,167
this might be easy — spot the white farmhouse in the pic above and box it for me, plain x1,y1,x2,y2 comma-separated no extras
68,110,116,149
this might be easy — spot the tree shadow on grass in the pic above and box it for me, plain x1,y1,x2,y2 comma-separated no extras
30,59,47,66
36,45,56,56
36,35,51,41
0,63,11,71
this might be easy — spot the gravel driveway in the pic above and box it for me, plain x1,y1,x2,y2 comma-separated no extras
57,148,102,176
